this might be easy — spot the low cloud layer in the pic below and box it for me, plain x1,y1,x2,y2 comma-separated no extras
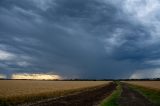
0,0,160,79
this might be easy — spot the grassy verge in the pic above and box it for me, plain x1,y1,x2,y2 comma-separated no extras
0,84,107,106
100,82,122,106
128,84,160,106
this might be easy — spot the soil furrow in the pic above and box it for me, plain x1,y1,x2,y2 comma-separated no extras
27,82,116,106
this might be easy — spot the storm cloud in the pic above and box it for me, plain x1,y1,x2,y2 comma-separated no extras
0,0,160,79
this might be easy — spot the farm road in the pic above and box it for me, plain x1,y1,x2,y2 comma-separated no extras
118,83,154,106
25,82,116,106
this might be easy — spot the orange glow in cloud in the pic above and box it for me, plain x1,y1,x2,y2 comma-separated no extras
11,73,61,80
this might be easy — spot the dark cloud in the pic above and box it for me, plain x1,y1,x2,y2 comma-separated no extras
0,0,160,79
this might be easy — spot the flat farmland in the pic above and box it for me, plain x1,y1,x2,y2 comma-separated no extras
0,80,109,98
124,81,160,90
0,80,114,106
1,80,159,106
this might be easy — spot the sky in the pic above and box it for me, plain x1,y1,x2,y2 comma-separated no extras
0,0,160,79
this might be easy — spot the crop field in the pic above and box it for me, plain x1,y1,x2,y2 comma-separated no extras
0,80,109,98
0,80,160,106
124,81,160,90
0,80,112,105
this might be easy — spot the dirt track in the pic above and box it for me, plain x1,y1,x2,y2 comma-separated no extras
118,83,154,106
27,82,116,106
20,82,156,106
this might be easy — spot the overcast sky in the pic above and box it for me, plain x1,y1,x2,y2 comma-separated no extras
0,0,160,79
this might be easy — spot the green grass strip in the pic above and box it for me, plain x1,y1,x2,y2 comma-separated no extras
100,82,122,106
128,84,160,106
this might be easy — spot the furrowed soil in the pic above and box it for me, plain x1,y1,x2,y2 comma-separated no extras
24,82,116,106
118,83,154,106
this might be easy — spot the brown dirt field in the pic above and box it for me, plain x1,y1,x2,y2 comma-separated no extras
22,82,117,106
118,83,154,106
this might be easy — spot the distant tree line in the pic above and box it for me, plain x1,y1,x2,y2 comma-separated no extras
0,78,160,81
